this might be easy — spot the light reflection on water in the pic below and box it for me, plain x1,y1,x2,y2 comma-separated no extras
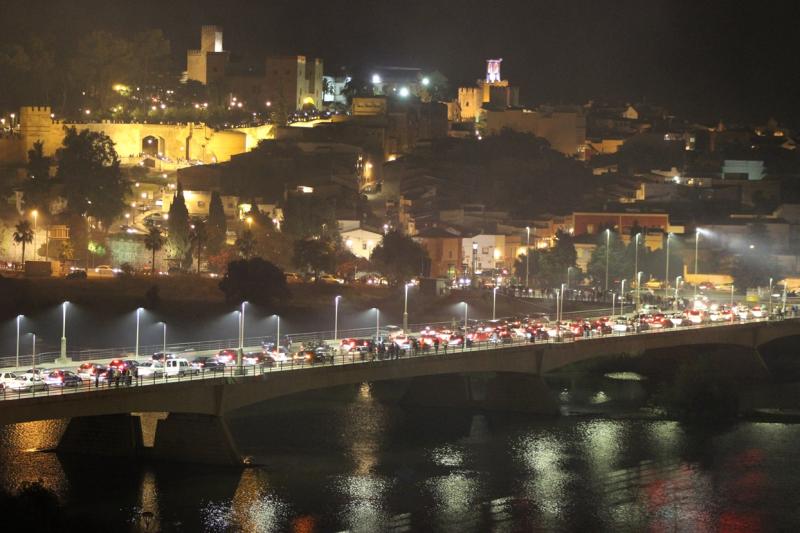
0,397,799,531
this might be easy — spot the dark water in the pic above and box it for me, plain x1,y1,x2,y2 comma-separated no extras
2,382,800,532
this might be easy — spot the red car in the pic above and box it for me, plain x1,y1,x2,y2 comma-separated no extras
217,349,238,364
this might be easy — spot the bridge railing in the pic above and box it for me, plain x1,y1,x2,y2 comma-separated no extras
0,316,789,404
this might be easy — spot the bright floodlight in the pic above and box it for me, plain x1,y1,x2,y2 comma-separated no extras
399,86,410,97
372,74,382,84
421,77,430,86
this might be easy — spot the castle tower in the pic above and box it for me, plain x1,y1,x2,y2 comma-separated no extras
19,106,56,155
187,26,229,85
486,58,502,83
200,25,223,53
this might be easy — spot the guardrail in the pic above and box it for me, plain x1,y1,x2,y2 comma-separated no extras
0,317,786,403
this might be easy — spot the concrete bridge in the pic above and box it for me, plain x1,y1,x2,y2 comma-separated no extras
3,319,799,465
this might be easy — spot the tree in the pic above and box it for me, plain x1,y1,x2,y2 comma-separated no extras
206,191,227,256
57,240,74,271
235,230,257,259
13,220,34,264
21,141,53,212
587,230,628,288
370,230,429,285
130,30,171,87
218,258,290,306
167,182,191,268
190,220,208,274
535,230,578,288
293,238,336,280
56,127,129,227
69,31,133,111
144,226,165,276
281,193,339,241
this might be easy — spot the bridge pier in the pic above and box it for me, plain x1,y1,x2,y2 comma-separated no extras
57,414,143,457
152,413,244,466
399,372,559,414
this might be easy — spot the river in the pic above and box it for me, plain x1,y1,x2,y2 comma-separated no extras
1,379,799,532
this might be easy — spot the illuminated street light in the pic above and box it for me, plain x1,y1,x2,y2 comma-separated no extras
525,226,531,289
620,279,627,315
664,233,673,301
374,308,380,340
694,228,703,297
633,232,641,299
604,229,610,292
675,276,682,310
398,86,410,97
462,302,469,330
15,315,22,368
769,278,773,319
371,73,382,84
492,287,498,320
135,307,142,357
403,283,411,331
421,77,430,86
59,301,69,363
334,296,342,341
636,272,643,312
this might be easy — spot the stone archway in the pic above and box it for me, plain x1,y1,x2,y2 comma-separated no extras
142,135,165,157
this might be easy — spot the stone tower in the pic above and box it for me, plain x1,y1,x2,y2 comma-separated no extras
19,106,56,155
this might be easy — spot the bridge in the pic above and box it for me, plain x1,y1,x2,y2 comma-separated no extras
3,319,799,465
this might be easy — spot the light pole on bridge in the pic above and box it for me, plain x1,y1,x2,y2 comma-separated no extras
675,276,682,310
135,307,142,357
159,322,167,355
492,287,498,320
334,295,341,341
462,302,468,331
15,315,22,369
59,301,69,364
403,283,411,331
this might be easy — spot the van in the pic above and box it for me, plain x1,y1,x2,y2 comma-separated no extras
164,358,195,377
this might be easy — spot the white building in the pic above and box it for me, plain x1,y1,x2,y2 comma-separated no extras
339,220,383,260
461,234,508,272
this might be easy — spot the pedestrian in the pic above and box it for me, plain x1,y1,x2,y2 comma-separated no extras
106,367,114,388
434,338,440,354
133,364,139,386
94,369,99,389
443,341,448,354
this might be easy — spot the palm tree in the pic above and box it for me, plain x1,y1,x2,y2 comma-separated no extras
235,230,256,260
190,221,208,274
144,226,165,277
13,220,34,265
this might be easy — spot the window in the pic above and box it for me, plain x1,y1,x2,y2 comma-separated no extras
362,243,367,250
587,224,595,234
482,247,489,254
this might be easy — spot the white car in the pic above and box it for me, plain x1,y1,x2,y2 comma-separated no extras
164,358,197,377
7,375,49,392
749,306,762,319
92,265,119,277
137,361,164,378
0,372,19,389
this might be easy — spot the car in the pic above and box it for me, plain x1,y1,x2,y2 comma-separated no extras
750,306,764,319
319,274,344,285
611,319,630,333
44,370,82,388
77,363,107,381
66,270,87,279
191,356,226,372
108,359,129,372
285,272,303,284
152,351,176,362
216,349,239,365
242,351,264,366
164,358,196,377
22,368,46,380
137,360,164,378
7,374,48,392
92,265,119,277
0,372,19,389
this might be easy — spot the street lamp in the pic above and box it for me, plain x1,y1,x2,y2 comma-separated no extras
525,226,531,289
334,295,341,341
636,272,643,312
633,233,641,299
374,308,380,340
31,209,38,260
769,278,773,319
59,301,68,362
471,242,478,286
620,279,627,315
560,282,566,322
604,229,610,293
730,285,735,321
30,333,36,375
273,315,281,352
611,292,616,317
15,315,22,368
675,276,683,310
135,307,142,357
403,283,410,331
664,233,672,302
160,322,167,355
462,302,469,330
492,287,498,320
694,228,703,298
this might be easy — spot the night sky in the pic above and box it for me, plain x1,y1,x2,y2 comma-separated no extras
2,0,798,126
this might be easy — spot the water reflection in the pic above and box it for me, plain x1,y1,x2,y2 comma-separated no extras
0,420,68,500
515,433,571,524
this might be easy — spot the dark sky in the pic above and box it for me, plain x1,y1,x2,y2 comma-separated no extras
2,0,798,126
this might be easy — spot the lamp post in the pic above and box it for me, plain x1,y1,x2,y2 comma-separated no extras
334,295,341,341
633,233,641,300
604,229,610,293
135,307,142,357
374,308,380,340
730,285,735,322
612,292,616,317
403,283,410,331
462,302,469,331
620,279,627,315
492,287,498,320
161,322,167,355
555,288,561,327
525,226,531,289
239,301,248,349
664,233,672,302
274,315,281,352
15,315,22,368
769,278,773,319
31,210,38,260
560,282,566,322
58,301,69,363
675,276,682,310
694,229,702,298
471,242,478,286
636,272,643,313
31,333,36,375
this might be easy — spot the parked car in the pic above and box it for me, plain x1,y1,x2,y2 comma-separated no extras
164,358,196,377
7,375,48,392
44,370,82,388
152,352,176,362
216,349,239,365
242,351,264,366
77,363,108,381
137,360,164,378
92,265,119,277
191,356,226,372
0,372,19,389
66,270,87,279
285,272,303,284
